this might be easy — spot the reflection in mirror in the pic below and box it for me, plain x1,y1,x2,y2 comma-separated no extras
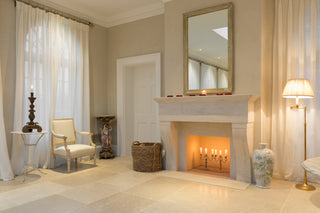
184,3,233,94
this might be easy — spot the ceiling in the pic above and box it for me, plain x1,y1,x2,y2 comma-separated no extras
32,0,172,28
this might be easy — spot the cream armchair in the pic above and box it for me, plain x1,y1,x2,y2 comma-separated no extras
51,118,96,172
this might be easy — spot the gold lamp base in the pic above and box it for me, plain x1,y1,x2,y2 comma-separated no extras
295,183,316,191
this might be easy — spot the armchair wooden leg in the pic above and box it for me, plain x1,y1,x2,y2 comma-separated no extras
93,154,96,165
67,159,71,173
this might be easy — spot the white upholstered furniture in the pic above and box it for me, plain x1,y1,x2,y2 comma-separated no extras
51,118,96,172
302,157,320,177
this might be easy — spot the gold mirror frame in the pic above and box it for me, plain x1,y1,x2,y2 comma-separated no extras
183,3,233,95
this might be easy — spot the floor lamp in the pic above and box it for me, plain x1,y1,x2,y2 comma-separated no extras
282,79,315,191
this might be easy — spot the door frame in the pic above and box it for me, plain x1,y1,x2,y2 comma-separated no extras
116,53,161,157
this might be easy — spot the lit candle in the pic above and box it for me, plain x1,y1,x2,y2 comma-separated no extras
201,90,207,95
205,148,207,154
211,149,214,155
219,150,222,156
31,85,34,93
200,147,202,154
215,149,217,155
225,149,227,155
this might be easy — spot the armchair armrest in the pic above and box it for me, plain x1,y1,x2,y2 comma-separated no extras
75,130,95,147
76,131,93,136
51,131,67,139
51,130,70,152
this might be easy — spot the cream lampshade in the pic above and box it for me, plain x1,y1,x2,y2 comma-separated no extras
282,78,315,191
282,79,314,100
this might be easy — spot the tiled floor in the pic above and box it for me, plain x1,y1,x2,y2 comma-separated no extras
1,157,320,213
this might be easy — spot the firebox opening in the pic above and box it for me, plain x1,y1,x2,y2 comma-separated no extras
187,135,230,177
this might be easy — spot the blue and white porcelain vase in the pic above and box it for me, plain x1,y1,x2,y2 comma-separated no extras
252,143,275,188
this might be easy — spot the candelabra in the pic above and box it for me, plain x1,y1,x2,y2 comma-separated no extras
213,151,228,172
200,148,214,169
200,148,228,172
22,90,42,133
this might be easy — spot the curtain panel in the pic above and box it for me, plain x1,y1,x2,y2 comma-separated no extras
272,0,320,182
11,2,90,175
0,63,14,181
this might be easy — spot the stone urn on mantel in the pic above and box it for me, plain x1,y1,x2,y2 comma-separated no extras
252,143,275,188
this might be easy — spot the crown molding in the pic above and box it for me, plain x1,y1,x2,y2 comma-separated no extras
32,0,166,28
99,2,164,28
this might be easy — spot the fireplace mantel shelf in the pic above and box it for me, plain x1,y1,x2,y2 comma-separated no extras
154,94,258,124
154,94,258,104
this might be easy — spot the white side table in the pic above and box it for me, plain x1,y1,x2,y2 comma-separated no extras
11,131,48,180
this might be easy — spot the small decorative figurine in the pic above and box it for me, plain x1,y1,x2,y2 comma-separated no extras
96,115,116,159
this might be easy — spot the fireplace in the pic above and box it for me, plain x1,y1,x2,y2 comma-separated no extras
154,95,258,183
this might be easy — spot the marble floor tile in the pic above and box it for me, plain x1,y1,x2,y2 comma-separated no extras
124,176,192,201
49,170,110,187
0,197,19,211
281,187,320,213
58,181,121,204
97,170,157,191
1,195,85,213
83,192,155,213
0,181,68,205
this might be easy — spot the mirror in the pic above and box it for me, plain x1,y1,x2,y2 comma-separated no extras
183,3,233,94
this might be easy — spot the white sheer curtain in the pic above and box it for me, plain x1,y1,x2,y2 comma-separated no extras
188,59,200,90
0,62,14,181
201,63,217,89
218,69,228,88
271,0,320,182
11,2,90,175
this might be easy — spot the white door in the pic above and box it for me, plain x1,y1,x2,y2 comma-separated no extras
117,53,161,157
133,63,159,142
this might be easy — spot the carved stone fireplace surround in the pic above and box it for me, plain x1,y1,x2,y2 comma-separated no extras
154,95,258,183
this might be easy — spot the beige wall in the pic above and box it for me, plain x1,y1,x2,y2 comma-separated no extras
0,0,16,155
101,15,164,145
89,24,109,134
105,15,164,115
260,0,274,146
164,0,262,96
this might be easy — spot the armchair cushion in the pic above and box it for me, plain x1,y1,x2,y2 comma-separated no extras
52,119,76,144
54,144,95,157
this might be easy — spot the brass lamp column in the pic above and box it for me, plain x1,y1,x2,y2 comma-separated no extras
282,79,315,191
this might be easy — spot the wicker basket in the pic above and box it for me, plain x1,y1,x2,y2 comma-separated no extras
131,141,162,172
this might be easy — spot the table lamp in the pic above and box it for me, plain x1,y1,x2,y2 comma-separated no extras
282,79,315,191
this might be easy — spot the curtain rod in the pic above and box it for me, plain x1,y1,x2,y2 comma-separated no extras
14,0,92,26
